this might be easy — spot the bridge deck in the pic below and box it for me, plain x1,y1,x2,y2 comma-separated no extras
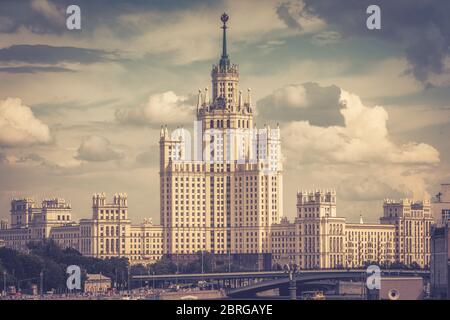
226,270,429,297
132,269,428,283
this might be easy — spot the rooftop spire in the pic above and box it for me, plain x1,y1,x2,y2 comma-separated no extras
220,12,230,68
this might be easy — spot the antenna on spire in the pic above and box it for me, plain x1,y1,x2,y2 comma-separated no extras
220,13,230,68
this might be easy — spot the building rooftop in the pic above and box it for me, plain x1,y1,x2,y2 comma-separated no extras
86,274,111,282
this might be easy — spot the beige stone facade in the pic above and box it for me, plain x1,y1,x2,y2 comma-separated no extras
271,190,347,269
0,198,74,252
295,190,346,269
345,223,395,268
381,198,433,267
271,190,433,269
271,217,296,266
160,16,283,261
0,194,163,265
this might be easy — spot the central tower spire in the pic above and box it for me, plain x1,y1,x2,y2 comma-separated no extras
203,13,244,112
220,12,230,68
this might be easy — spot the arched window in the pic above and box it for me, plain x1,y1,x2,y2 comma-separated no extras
238,120,240,128
217,120,220,128
227,120,230,128
210,120,214,128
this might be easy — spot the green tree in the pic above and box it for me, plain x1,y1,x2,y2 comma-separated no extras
42,259,65,292
131,264,147,276
409,261,421,270
149,258,177,275
389,261,408,269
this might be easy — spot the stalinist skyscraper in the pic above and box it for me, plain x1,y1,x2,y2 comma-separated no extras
160,13,283,268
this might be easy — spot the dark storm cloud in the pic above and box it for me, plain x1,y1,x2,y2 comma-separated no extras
0,44,117,65
277,0,450,85
276,2,302,29
379,85,450,108
257,82,343,126
0,66,74,73
33,98,120,117
0,0,221,35
0,0,64,34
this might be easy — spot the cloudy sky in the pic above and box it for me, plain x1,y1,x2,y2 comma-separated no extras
0,0,449,224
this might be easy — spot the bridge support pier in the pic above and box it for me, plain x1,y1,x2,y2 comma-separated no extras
284,263,299,300
289,279,297,300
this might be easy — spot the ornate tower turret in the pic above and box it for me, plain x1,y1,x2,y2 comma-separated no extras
197,13,253,132
10,198,36,228
210,13,240,110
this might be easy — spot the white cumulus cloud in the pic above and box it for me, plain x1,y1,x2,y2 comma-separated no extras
75,135,124,162
0,97,51,147
283,89,440,165
115,91,195,126
277,87,441,207
272,84,308,108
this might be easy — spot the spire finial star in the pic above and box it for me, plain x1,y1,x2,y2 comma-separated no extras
220,13,230,68
221,12,229,25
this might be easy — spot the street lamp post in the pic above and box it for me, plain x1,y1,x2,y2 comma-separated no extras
114,268,118,292
201,250,204,274
284,262,299,300
128,265,131,295
3,271,6,296
151,271,156,300
153,271,155,291
40,271,44,297
121,270,125,292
